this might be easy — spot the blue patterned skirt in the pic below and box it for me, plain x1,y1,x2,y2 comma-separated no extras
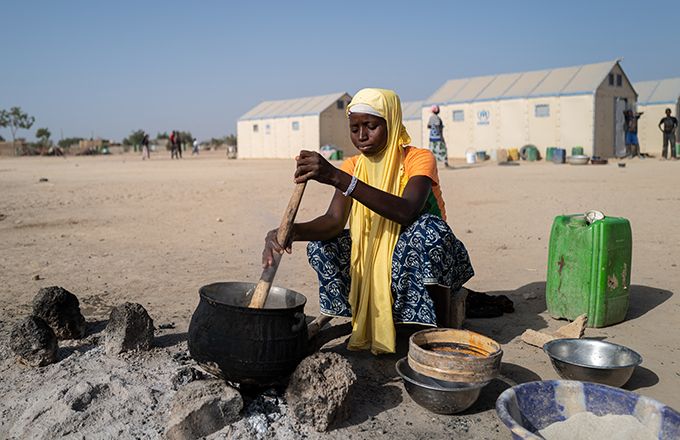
306,213,474,326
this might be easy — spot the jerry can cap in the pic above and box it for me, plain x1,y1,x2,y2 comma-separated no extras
585,210,605,224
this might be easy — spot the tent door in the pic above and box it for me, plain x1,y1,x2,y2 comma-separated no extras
614,97,627,157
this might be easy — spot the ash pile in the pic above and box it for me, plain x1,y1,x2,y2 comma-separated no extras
1,286,357,440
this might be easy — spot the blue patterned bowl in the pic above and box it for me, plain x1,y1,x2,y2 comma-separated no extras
495,380,680,439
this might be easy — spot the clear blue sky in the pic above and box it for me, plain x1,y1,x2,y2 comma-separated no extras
1,0,676,142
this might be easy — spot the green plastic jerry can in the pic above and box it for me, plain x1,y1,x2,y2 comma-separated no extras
545,212,632,328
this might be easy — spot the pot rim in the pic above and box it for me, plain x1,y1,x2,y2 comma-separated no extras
199,281,307,311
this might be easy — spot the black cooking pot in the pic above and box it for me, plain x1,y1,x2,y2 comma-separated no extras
188,281,308,385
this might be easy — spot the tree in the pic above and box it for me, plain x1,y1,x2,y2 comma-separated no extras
122,129,146,146
58,137,84,149
209,134,237,146
156,132,169,140
0,107,35,145
36,127,51,148
224,134,237,146
178,131,193,145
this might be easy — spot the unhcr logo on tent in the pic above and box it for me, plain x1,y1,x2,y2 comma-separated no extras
477,110,490,125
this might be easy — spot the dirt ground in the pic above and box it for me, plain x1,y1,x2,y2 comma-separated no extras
0,151,678,439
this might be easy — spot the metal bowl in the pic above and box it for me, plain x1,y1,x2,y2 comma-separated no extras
567,155,590,165
395,357,486,414
543,339,642,387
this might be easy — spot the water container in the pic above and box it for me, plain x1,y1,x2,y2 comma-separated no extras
552,148,566,164
522,145,539,161
545,212,632,328
527,148,539,161
496,148,508,163
546,147,555,161
572,146,584,156
508,148,520,161
465,151,477,164
476,151,487,161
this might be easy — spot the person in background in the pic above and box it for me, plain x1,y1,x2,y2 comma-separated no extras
658,108,678,160
169,131,177,159
192,138,199,156
141,132,150,160
427,105,450,168
170,131,182,159
623,109,643,158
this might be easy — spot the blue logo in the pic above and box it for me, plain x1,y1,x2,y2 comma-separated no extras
477,110,490,125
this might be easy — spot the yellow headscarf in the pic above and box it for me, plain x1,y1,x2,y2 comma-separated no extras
346,88,411,354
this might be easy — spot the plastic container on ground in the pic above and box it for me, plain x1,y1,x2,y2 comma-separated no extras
546,147,556,161
495,148,508,163
572,146,584,156
521,145,539,161
526,147,538,161
329,150,343,160
545,212,632,328
476,151,487,161
465,149,477,164
552,148,566,164
507,148,520,161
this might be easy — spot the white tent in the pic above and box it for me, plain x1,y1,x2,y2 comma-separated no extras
401,100,423,147
421,60,636,158
237,92,352,158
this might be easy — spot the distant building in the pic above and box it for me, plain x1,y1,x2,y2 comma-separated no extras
634,78,680,154
237,92,353,158
401,101,424,147
422,60,636,158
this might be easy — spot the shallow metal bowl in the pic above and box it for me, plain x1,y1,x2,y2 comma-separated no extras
567,155,590,165
543,339,642,387
395,357,486,414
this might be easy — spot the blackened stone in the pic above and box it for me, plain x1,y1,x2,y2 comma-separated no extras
171,366,206,390
10,316,58,367
32,286,86,340
104,302,154,355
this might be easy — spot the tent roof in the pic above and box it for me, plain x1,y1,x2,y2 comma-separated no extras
240,92,350,120
635,78,680,105
427,60,621,105
402,100,424,120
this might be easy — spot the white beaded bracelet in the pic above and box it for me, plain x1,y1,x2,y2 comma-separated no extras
342,175,358,197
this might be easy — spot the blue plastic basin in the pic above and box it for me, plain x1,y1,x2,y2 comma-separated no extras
495,380,680,439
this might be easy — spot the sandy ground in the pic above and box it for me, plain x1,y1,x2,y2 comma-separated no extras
0,150,678,439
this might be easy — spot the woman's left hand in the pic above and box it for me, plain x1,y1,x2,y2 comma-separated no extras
294,150,340,186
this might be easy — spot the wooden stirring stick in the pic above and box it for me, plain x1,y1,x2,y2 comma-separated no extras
248,182,307,308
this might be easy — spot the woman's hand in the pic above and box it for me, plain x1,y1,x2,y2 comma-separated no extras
294,150,340,186
262,228,292,268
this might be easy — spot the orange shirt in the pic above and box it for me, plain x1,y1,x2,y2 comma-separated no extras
339,146,446,220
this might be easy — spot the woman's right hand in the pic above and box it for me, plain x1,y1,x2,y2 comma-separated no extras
262,228,292,268
294,150,340,186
